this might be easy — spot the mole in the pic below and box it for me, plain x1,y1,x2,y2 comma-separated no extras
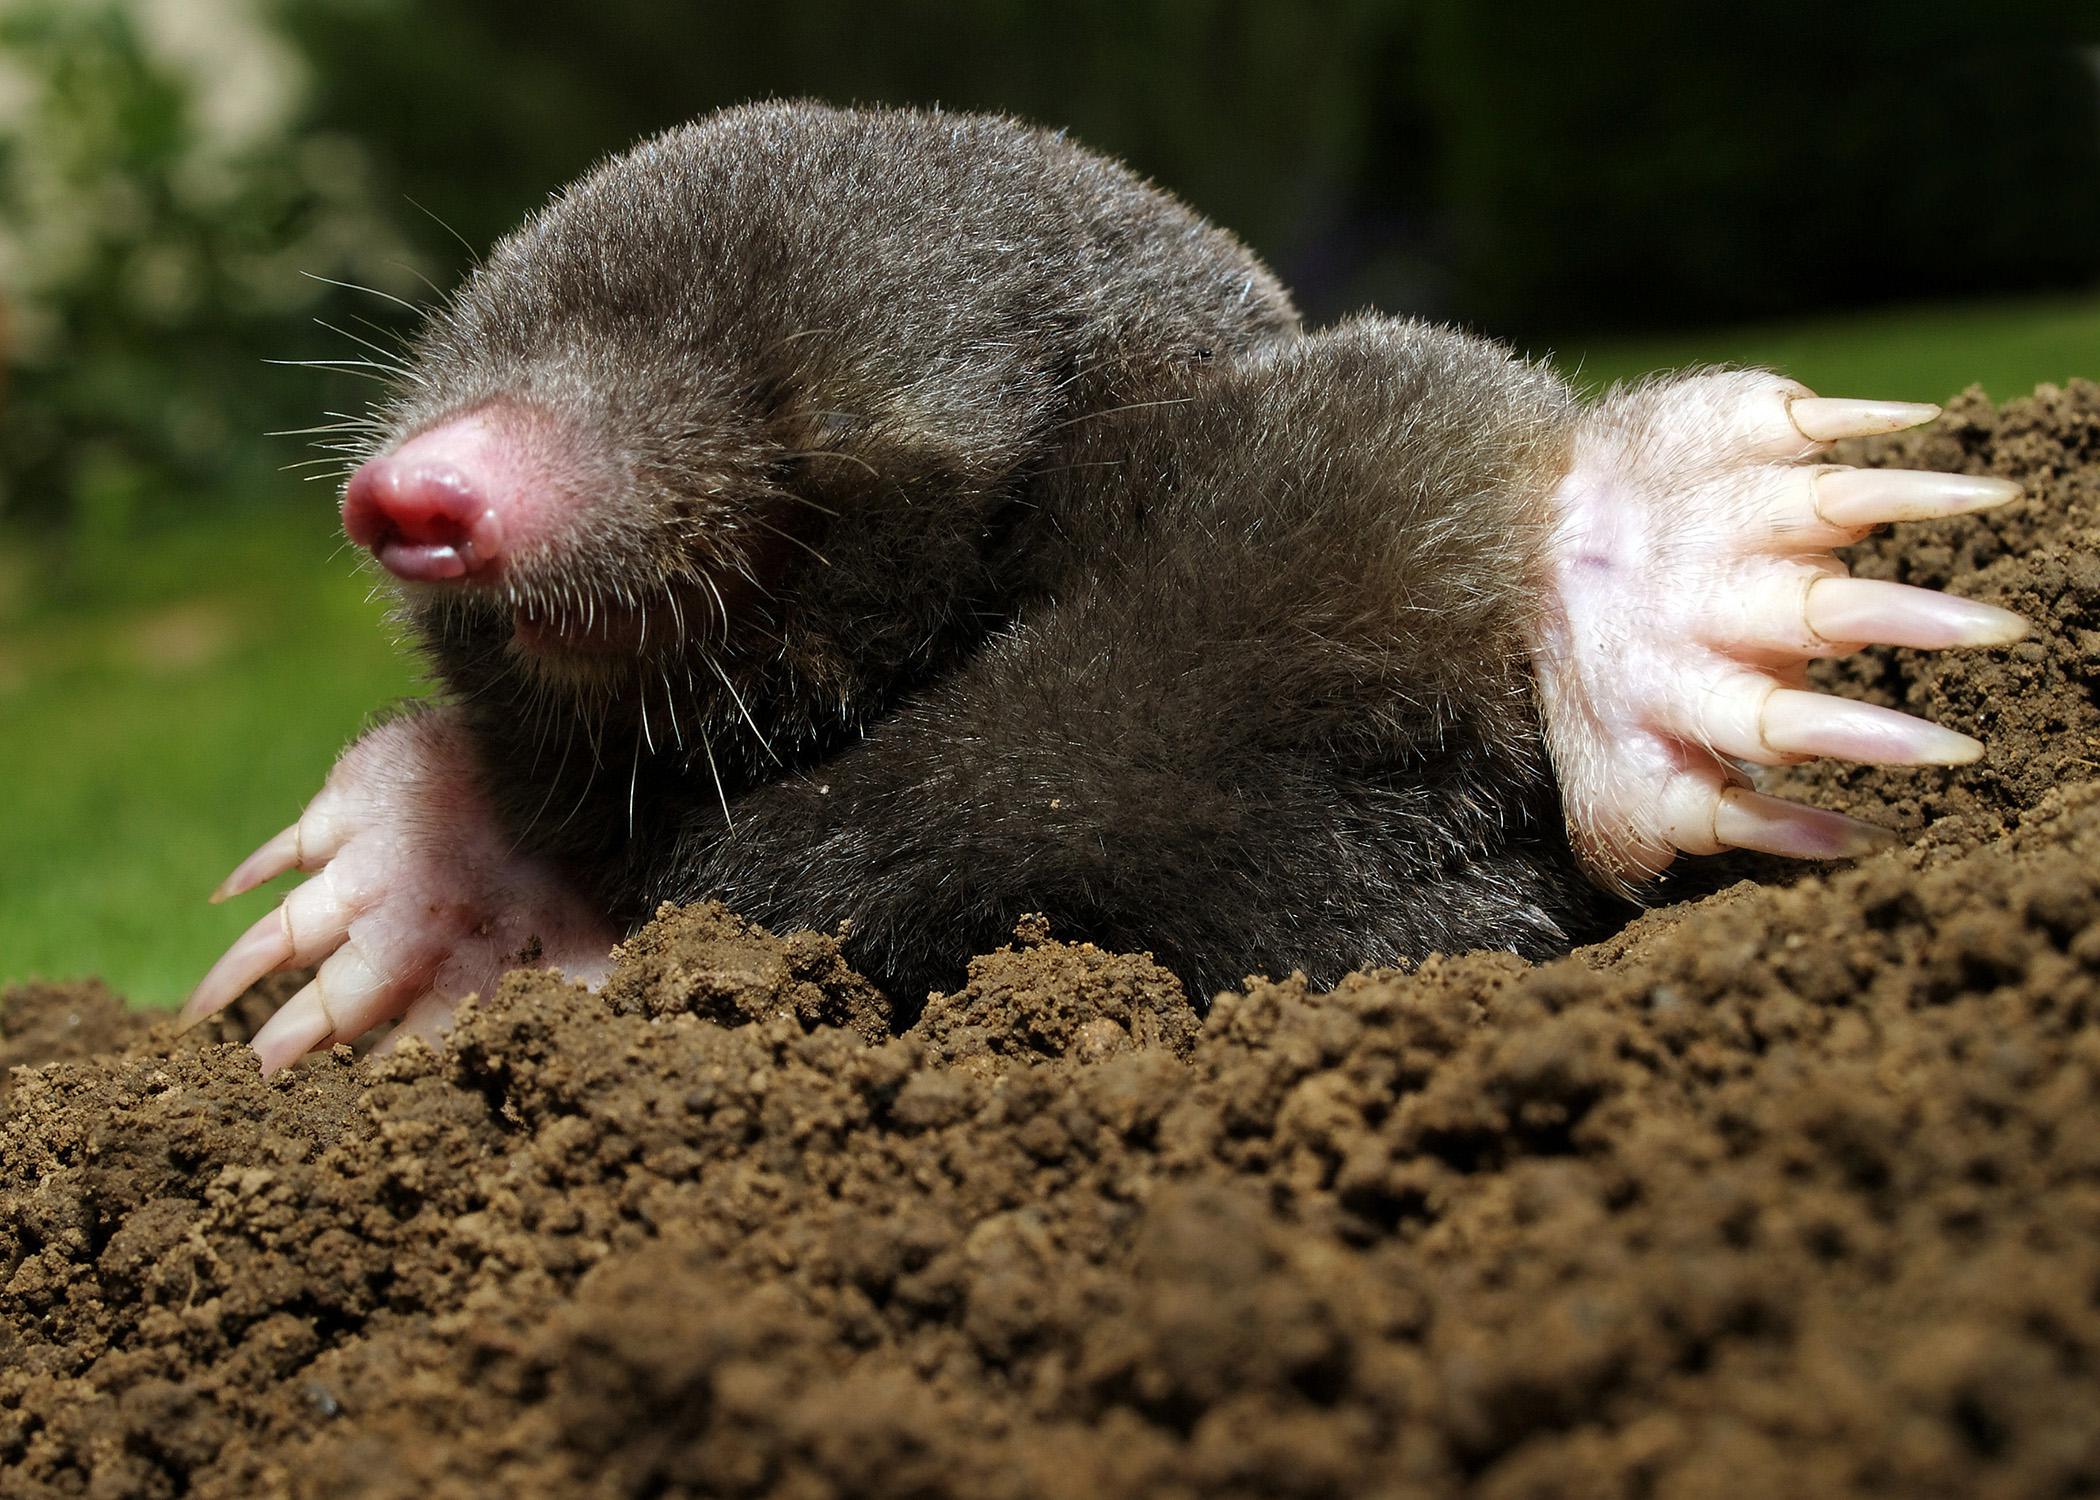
180,102,2027,1072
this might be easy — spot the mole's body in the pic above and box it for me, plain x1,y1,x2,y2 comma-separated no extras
187,103,2026,1067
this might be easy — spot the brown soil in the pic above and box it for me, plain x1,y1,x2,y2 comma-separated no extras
6,384,2100,1500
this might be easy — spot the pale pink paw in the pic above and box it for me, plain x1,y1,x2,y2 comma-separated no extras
1532,371,2026,888
182,712,617,1073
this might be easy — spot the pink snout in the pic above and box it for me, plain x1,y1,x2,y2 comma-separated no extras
342,458,508,582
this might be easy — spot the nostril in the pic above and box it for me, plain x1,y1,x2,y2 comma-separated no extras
342,459,507,583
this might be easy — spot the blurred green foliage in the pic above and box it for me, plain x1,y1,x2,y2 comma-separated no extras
0,498,418,1003
0,0,421,530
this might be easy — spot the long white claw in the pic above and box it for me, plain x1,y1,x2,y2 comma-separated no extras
250,980,338,1076
181,869,363,1034
1540,372,2009,885
1711,787,1897,860
211,792,360,903
1814,468,2023,528
1760,688,1984,766
178,906,294,1033
1789,397,1941,443
1806,577,2029,651
212,823,302,903
249,940,412,1076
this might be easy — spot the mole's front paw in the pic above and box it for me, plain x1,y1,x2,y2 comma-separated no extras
181,712,617,1073
1532,370,2026,888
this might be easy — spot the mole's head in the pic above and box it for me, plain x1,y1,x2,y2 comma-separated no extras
329,103,1292,768
338,105,1083,748
342,259,798,701
345,137,861,720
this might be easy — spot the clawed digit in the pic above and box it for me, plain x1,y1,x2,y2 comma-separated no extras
184,714,617,1074
1534,374,2026,885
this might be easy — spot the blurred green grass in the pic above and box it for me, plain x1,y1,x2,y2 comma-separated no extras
1,291,2093,1007
1552,292,2100,402
0,503,419,1006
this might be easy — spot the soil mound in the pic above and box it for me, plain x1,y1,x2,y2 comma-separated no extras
4,385,2098,1499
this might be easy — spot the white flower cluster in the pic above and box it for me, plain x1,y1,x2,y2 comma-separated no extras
0,0,419,366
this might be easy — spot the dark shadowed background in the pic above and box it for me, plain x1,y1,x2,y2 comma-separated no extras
3,0,2098,997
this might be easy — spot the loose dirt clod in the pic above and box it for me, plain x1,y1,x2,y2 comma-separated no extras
5,386,2099,1499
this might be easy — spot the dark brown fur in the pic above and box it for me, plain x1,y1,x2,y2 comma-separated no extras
664,320,1612,1001
366,102,1615,1008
